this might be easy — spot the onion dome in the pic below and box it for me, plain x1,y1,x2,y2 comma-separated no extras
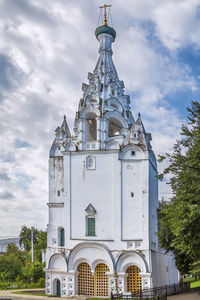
95,25,116,40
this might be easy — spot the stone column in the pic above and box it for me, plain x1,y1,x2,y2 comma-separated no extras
140,272,152,289
45,271,51,295
96,116,102,150
117,272,128,293
78,119,86,151
102,118,109,149
60,274,68,297
66,270,77,296
107,272,117,295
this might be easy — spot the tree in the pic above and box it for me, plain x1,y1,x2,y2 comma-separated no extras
158,101,200,275
7,243,20,255
0,254,23,281
21,260,32,283
19,225,47,262
6,242,28,264
19,225,37,252
0,226,47,284
31,261,45,283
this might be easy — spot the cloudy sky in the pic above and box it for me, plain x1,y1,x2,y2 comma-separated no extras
0,0,200,236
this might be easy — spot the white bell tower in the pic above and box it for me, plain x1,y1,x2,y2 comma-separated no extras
45,5,178,297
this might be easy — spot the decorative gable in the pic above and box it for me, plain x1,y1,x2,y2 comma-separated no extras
85,203,97,216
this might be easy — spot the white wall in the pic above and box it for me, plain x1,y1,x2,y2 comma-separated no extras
46,147,178,293
122,160,143,240
49,157,64,204
151,251,178,287
149,158,159,250
70,152,116,240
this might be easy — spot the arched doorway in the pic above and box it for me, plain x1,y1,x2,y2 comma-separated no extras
77,262,110,296
94,263,109,296
56,279,61,297
78,263,94,295
127,266,142,295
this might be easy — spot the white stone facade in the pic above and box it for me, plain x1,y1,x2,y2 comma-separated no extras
45,20,178,297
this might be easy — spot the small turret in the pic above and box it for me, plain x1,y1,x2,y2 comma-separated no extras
50,115,71,156
61,115,71,138
124,113,152,150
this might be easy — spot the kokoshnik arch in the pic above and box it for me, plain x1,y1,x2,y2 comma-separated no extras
45,5,178,297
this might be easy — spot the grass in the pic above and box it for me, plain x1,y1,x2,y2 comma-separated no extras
13,291,47,296
12,290,48,297
184,277,200,288
87,298,110,300
191,280,200,288
184,277,196,283
87,299,154,300
0,284,44,290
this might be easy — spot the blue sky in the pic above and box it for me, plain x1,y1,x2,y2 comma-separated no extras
0,0,200,235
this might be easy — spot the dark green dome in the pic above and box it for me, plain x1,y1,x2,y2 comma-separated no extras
95,25,116,40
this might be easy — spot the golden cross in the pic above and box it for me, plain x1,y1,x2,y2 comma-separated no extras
99,4,112,26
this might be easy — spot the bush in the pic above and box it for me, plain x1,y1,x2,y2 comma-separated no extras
31,261,45,283
0,282,10,289
38,278,45,288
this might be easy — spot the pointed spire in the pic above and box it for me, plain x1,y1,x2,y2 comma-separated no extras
54,115,71,143
61,115,71,138
76,8,133,127
135,112,146,133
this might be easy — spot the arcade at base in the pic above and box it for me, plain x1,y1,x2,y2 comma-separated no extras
45,242,177,297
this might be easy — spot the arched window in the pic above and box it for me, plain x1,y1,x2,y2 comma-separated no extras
86,217,95,236
108,118,123,137
85,113,97,141
58,227,65,246
88,119,97,141
111,103,118,109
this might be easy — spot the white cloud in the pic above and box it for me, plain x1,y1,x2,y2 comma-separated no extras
153,0,200,50
0,0,199,235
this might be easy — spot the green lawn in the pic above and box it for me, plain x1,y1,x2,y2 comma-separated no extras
87,298,154,300
13,291,47,296
87,298,110,300
184,277,196,283
12,290,49,297
191,280,200,288
184,277,200,288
